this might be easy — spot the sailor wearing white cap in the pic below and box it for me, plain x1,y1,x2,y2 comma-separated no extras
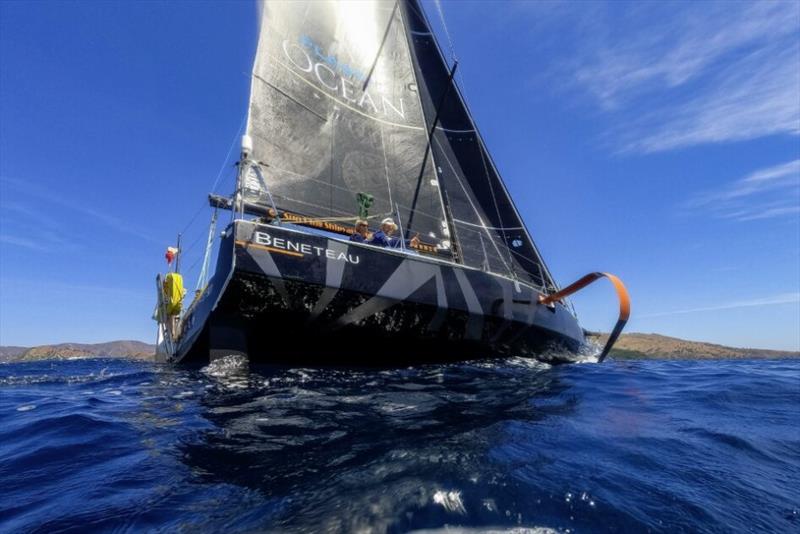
368,217,419,249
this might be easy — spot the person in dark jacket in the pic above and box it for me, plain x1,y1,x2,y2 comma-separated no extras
350,220,369,242
368,218,419,249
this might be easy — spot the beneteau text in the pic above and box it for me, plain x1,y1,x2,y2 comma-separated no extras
255,232,361,263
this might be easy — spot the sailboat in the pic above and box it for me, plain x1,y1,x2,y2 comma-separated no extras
154,0,630,365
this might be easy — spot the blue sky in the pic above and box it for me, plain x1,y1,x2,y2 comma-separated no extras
1,0,798,351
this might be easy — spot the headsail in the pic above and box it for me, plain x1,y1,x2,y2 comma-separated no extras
401,0,556,288
246,0,451,253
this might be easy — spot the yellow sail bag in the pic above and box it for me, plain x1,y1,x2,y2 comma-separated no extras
163,272,186,316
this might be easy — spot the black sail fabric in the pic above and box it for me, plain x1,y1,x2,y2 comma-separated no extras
246,0,450,252
400,0,555,288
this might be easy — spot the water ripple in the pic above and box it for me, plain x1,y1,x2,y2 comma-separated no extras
0,357,798,532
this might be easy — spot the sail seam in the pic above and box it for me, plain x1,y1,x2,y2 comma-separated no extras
436,127,475,133
253,73,327,122
263,162,444,221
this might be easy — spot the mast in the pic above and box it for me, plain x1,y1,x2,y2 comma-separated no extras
396,0,458,258
404,58,460,260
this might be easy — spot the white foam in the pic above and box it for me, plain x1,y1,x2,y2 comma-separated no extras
201,354,249,378
432,490,467,514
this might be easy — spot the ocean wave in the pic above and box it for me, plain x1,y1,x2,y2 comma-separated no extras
1,357,798,532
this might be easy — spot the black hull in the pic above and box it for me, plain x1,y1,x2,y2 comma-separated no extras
169,221,585,366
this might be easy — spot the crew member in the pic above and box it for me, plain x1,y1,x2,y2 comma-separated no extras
350,220,369,242
368,218,420,249
258,207,278,225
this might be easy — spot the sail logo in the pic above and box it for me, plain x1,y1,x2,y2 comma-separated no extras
254,231,360,264
299,35,367,82
282,37,407,122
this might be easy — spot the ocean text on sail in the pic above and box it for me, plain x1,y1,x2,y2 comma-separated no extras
282,37,407,121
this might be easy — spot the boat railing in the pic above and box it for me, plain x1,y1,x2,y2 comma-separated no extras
238,213,551,293
229,170,555,292
447,219,554,290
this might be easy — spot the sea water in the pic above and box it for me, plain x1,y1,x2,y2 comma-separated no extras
1,357,797,532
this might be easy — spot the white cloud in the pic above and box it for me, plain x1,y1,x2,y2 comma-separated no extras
0,176,160,244
735,205,800,221
685,159,800,221
640,292,800,318
718,160,800,201
561,1,800,152
0,234,48,251
0,201,84,251
622,45,800,153
574,3,796,102
0,277,149,300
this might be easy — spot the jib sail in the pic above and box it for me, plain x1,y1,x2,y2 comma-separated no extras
401,0,556,289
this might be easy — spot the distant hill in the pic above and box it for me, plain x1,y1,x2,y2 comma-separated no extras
0,346,28,363
1,334,797,363
1,341,155,362
589,332,799,360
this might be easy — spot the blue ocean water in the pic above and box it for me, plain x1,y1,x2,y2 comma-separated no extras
1,357,798,533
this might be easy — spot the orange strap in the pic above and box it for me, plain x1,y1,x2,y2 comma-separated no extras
539,272,630,363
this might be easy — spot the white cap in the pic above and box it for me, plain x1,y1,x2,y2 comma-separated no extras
381,217,397,228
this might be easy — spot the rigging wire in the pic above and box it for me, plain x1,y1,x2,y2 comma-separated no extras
174,110,245,275
432,135,514,276
212,113,249,194
475,129,515,269
177,230,207,262
262,162,447,222
433,0,457,66
184,250,205,276
178,112,248,236
195,208,218,292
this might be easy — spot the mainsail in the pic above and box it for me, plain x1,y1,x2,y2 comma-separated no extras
245,0,556,288
246,0,450,253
